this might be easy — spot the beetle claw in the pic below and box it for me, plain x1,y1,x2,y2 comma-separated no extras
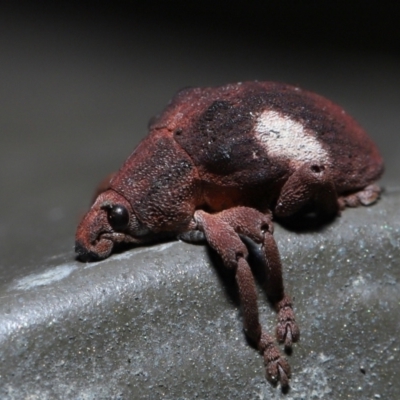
264,347,291,388
276,296,300,349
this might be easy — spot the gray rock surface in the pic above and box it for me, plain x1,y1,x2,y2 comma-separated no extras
1,191,399,399
0,3,399,399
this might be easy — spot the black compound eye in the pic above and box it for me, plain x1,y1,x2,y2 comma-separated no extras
107,205,129,231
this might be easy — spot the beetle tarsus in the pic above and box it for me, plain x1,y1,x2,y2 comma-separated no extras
275,295,300,349
260,332,291,388
178,230,207,244
339,183,382,209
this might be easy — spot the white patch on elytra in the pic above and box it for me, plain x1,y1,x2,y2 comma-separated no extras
254,110,330,166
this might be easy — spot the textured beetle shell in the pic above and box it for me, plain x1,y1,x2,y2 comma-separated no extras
110,81,383,224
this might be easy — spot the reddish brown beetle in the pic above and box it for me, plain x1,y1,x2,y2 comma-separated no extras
75,81,384,387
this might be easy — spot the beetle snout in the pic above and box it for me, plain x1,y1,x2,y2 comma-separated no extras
75,234,114,261
75,240,102,262
75,190,140,262
75,201,115,262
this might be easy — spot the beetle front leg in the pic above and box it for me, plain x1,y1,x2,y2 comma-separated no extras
204,207,299,350
236,257,291,387
194,209,292,387
262,227,299,350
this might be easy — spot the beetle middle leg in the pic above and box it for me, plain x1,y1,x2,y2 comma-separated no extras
193,207,298,387
274,162,338,218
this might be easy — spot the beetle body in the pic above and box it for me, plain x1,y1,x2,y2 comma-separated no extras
75,81,383,387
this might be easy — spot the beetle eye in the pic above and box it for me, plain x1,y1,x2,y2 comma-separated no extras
107,205,129,231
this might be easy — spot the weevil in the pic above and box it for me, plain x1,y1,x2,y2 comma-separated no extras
75,81,384,387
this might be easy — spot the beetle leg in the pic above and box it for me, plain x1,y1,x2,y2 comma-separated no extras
202,207,299,350
194,209,292,387
274,162,338,218
338,183,381,209
237,257,291,388
261,226,300,351
178,230,207,243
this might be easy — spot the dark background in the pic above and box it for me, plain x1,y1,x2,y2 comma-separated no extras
1,0,399,278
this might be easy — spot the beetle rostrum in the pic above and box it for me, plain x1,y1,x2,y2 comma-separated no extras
75,81,384,388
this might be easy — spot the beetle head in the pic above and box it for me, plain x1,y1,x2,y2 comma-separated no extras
75,190,150,261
